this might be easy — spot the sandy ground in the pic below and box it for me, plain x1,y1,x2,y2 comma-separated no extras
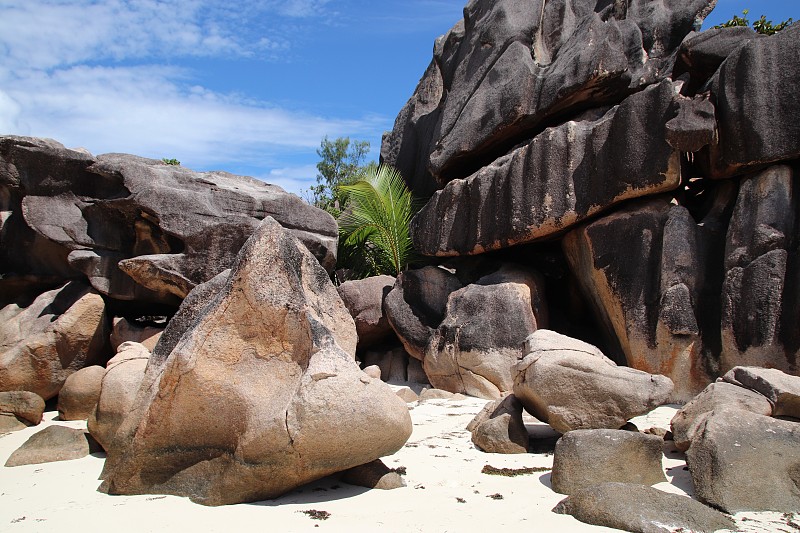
0,390,793,532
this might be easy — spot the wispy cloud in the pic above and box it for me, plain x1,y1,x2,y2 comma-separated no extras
0,0,387,198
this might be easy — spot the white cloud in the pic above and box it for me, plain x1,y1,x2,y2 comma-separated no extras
0,0,387,192
0,0,327,70
276,0,333,18
261,164,320,197
0,90,21,133
3,64,384,167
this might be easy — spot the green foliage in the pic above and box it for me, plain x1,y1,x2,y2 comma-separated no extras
714,9,794,35
337,165,416,277
161,158,180,165
307,136,371,216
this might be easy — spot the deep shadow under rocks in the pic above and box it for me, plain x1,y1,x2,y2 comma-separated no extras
244,475,371,507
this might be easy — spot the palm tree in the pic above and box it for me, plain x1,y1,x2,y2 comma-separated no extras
337,165,416,277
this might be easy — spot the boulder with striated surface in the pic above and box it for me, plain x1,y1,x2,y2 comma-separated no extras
383,0,716,195
0,136,339,307
720,165,799,375
410,81,688,256
424,265,547,398
87,342,150,451
513,330,673,433
99,218,410,505
670,381,772,452
0,281,109,400
551,430,666,494
705,23,800,178
687,408,800,513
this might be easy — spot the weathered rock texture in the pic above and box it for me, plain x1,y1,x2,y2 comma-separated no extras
670,381,772,452
87,342,150,451
384,265,463,360
513,330,673,433
383,0,716,196
0,136,338,308
424,265,547,398
686,408,800,512
0,281,109,400
551,430,666,494
57,365,106,421
705,24,800,178
468,395,528,454
383,0,800,398
0,391,45,432
99,218,411,505
563,197,726,402
719,165,800,374
337,275,396,350
5,426,95,467
553,482,736,533
411,80,685,256
722,366,800,418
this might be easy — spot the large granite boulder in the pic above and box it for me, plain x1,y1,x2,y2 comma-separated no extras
670,381,772,452
424,265,547,398
722,366,800,419
57,365,106,421
0,391,45,432
384,266,463,360
513,330,673,433
0,136,338,307
720,165,799,375
551,429,666,495
705,23,800,178
5,425,96,467
468,395,528,454
553,482,736,533
563,195,729,402
87,342,150,451
686,408,800,513
337,275,396,350
383,0,716,196
0,281,109,400
99,217,411,505
673,26,764,89
410,80,693,256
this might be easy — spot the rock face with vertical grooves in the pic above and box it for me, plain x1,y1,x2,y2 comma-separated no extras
99,218,411,506
383,0,716,196
410,81,685,256
384,0,800,395
424,265,547,398
705,23,800,178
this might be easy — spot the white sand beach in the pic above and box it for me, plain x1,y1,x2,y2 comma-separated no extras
0,393,791,532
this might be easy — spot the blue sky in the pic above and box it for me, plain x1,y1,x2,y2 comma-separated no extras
0,0,795,198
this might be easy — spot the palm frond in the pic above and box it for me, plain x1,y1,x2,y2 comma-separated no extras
338,165,416,277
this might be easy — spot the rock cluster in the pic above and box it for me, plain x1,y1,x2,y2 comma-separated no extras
383,0,800,401
671,366,800,513
1,134,338,403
